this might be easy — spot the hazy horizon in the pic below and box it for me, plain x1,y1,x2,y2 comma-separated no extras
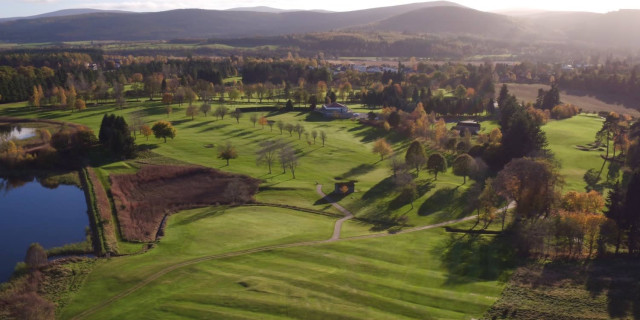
2,0,640,18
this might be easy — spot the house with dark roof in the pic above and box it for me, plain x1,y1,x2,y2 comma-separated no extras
316,102,353,119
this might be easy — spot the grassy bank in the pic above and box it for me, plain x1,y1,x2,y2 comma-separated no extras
60,207,507,320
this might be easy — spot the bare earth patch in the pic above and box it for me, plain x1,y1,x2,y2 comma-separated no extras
110,165,260,242
500,83,640,117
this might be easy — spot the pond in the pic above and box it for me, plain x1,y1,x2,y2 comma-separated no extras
0,177,89,282
0,125,37,142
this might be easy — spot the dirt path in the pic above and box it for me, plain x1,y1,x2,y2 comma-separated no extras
70,201,515,320
316,184,354,240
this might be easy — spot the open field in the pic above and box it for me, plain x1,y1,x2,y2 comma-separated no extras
59,207,508,320
501,83,640,117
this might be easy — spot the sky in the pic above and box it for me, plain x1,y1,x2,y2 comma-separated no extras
1,0,640,18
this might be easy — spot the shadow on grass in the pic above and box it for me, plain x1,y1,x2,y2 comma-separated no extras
352,125,405,144
418,185,477,222
304,113,333,122
361,176,395,201
388,179,434,211
334,163,377,180
436,232,517,285
171,207,227,227
313,191,349,205
185,119,216,129
198,123,230,133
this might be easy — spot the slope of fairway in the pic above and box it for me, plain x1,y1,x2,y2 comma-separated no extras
543,114,604,191
0,101,481,227
60,206,365,319
61,210,506,320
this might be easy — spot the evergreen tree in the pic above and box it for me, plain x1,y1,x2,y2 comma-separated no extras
500,108,548,165
604,181,626,254
497,84,509,108
624,172,640,255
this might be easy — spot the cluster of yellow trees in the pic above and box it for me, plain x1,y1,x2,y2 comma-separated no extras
29,84,85,111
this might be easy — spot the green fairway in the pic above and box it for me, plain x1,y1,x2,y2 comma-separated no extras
542,114,604,191
0,101,484,227
60,206,506,320
60,206,369,319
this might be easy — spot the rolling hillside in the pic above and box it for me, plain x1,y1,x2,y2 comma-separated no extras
0,2,464,42
0,2,639,48
357,6,529,39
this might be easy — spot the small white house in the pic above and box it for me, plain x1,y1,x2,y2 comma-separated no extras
317,102,353,119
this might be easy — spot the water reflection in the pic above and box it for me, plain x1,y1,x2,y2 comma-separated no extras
0,175,89,282
0,125,36,143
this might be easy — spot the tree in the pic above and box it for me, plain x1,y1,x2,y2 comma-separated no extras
320,131,327,146
279,145,297,178
258,116,268,129
67,85,77,111
452,154,477,184
200,103,211,117
75,99,86,112
99,114,136,158
277,120,284,134
214,105,228,120
405,140,427,175
113,81,125,109
24,243,47,269
250,114,258,127
494,158,561,221
501,107,548,165
402,184,418,209
478,178,501,229
489,128,502,144
152,121,177,143
29,85,42,108
497,84,509,108
372,138,393,160
162,92,173,106
186,105,198,120
309,95,318,110
231,109,242,124
285,99,294,111
426,153,447,180
294,123,305,139
604,181,626,254
624,171,640,255
217,142,238,166
257,140,282,174
388,111,401,128
39,129,51,143
285,123,294,136
311,130,318,144
141,125,152,141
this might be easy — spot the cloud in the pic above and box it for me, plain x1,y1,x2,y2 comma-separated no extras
18,0,59,3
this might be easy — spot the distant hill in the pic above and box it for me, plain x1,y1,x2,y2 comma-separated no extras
0,9,131,22
0,2,640,49
225,6,332,13
358,6,529,39
0,2,468,42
